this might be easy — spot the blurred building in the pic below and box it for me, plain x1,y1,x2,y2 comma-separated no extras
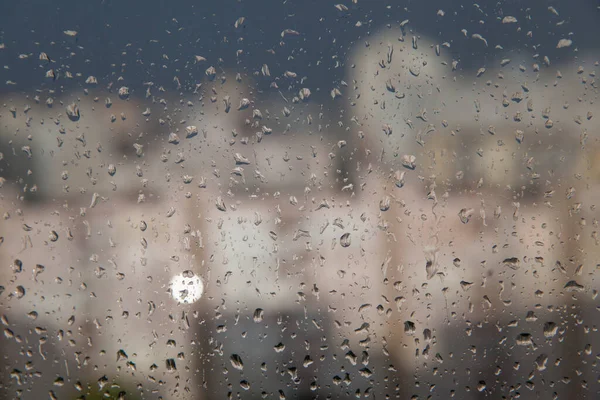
345,27,600,399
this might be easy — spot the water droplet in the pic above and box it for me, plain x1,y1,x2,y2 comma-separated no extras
253,308,264,322
14,286,25,299
556,39,572,49
458,208,474,224
401,154,416,170
166,358,177,372
404,321,416,335
502,16,518,23
117,349,128,362
215,196,227,211
340,233,351,247
230,354,244,370
170,272,204,304
48,231,58,242
515,333,534,346
118,86,130,100
564,280,585,292
66,103,80,121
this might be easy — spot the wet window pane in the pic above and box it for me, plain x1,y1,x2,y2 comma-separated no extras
1,1,599,399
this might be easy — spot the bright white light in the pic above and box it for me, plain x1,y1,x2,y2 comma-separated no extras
170,272,204,304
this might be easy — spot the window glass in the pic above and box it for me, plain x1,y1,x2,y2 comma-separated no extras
1,1,599,399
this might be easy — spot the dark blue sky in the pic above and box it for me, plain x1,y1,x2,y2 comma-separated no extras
1,0,597,98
